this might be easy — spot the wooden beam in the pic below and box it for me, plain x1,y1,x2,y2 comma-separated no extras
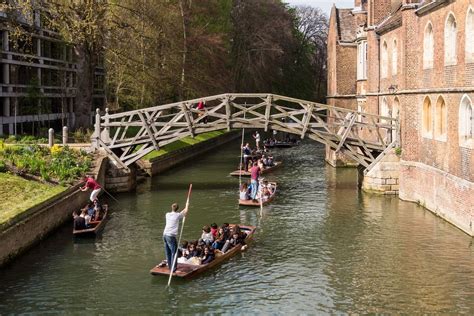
335,113,356,152
137,111,159,151
181,102,195,137
264,95,272,132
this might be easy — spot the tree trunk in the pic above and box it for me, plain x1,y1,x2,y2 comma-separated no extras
74,43,95,129
179,0,188,101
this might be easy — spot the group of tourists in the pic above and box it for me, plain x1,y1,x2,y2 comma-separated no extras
72,199,105,230
240,180,275,201
72,176,104,231
160,202,247,272
240,142,275,172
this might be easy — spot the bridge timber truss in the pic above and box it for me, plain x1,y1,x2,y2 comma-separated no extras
92,93,399,172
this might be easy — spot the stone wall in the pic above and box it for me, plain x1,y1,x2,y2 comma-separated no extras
0,184,90,266
399,160,474,236
362,149,400,194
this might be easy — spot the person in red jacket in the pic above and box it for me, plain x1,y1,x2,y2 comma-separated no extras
80,176,102,202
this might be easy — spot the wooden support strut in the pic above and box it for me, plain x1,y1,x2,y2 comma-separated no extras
224,96,232,131
335,113,357,152
181,102,195,137
300,103,314,139
137,111,160,151
264,95,272,132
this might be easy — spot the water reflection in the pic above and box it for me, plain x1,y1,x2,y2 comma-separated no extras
0,140,472,314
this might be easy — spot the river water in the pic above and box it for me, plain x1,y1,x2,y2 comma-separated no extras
0,139,473,314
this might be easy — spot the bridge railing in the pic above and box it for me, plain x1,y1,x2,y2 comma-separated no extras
92,93,398,170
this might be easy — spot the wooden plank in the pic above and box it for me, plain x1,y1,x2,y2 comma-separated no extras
181,103,195,137
300,103,314,139
335,113,356,152
264,95,272,132
137,111,159,151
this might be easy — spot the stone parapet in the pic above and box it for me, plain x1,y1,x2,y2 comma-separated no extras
362,149,400,194
399,160,474,236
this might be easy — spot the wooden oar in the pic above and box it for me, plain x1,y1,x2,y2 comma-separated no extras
167,184,193,287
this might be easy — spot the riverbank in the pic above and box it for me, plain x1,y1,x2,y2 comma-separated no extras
137,130,240,176
0,173,66,227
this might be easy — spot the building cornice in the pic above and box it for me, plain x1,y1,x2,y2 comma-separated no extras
415,0,449,16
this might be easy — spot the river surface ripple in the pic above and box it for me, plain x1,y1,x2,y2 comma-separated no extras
0,140,473,314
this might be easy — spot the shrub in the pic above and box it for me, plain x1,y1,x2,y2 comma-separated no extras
0,159,6,172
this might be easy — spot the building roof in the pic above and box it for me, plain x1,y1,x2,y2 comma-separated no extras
376,9,402,34
336,8,357,43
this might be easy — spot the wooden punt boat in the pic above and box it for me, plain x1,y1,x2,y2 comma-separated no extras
229,161,282,177
239,182,277,207
273,141,300,148
73,204,109,237
150,224,257,279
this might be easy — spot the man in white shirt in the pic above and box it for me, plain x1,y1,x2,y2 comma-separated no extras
163,203,188,272
253,131,261,150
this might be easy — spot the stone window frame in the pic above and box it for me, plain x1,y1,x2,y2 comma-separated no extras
466,6,474,63
422,96,433,139
392,38,398,76
423,22,434,69
357,40,368,80
434,95,448,142
380,96,390,123
381,40,388,78
392,97,400,142
444,12,457,66
459,94,474,148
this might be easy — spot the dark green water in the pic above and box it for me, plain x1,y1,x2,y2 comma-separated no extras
0,139,473,314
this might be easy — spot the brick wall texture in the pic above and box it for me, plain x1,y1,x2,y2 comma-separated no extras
327,0,474,236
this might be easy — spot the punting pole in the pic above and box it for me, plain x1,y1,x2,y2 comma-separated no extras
167,184,193,287
102,187,119,203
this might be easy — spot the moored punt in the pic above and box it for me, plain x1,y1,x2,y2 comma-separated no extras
150,224,256,279
229,161,282,177
273,141,299,148
239,182,277,207
73,204,109,237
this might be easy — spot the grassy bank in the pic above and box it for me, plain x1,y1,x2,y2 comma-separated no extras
143,130,228,160
0,173,66,226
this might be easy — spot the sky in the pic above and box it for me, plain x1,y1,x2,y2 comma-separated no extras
285,0,354,15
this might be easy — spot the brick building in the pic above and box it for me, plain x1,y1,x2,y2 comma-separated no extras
327,0,473,236
0,8,105,136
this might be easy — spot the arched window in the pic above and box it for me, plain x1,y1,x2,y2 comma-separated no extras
423,23,434,69
392,39,398,75
422,96,433,137
459,95,473,146
445,13,457,65
435,96,447,140
466,8,474,62
381,41,388,78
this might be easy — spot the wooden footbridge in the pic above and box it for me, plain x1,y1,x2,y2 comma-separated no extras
92,93,398,172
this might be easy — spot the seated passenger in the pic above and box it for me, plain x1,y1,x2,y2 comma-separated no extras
93,204,103,221
212,226,228,250
200,225,214,245
81,208,91,227
87,202,95,217
239,183,250,200
210,223,218,238
186,242,199,259
267,155,274,166
200,246,215,264
73,210,86,230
